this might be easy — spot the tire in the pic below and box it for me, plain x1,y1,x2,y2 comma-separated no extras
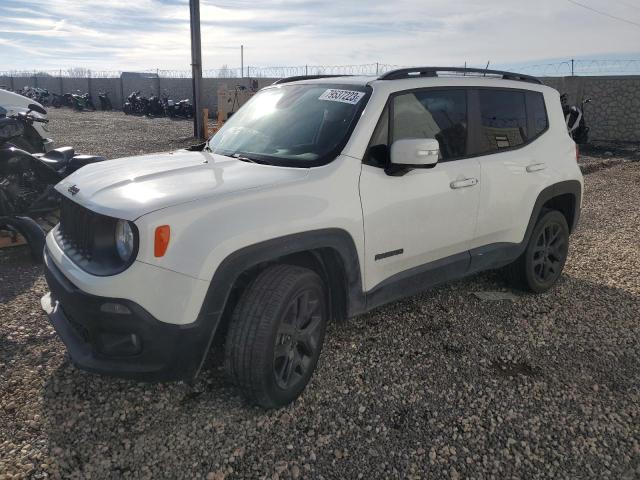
224,264,328,409
504,210,570,293
1,217,46,263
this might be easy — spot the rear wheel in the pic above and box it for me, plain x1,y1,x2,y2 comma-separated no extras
224,264,328,409
505,210,570,293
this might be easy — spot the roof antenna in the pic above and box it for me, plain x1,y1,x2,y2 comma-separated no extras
484,61,490,76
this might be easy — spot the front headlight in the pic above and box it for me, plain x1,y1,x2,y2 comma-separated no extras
115,220,135,262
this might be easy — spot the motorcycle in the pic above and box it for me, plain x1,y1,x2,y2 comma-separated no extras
51,92,78,109
57,91,95,111
74,91,96,111
166,98,194,118
123,91,148,115
146,94,165,116
20,87,51,106
0,103,51,154
98,91,113,111
51,93,64,108
562,94,591,144
0,103,106,261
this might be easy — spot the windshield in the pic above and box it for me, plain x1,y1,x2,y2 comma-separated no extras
208,83,369,166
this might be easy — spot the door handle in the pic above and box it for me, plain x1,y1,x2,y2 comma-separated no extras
526,163,546,173
450,178,478,189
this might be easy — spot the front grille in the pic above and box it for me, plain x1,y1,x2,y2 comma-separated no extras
58,196,98,260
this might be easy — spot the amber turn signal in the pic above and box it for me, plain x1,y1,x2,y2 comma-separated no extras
154,225,171,257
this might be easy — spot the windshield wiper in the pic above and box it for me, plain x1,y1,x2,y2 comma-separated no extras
231,153,271,165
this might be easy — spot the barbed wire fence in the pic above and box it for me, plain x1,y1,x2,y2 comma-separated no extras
2,60,639,81
511,59,640,76
0,63,406,80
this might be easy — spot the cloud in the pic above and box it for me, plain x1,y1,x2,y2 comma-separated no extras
0,0,639,72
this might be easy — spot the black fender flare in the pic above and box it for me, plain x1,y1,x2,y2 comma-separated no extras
525,179,582,238
469,179,582,274
190,228,365,378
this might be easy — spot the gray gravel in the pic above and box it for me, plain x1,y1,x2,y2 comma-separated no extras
1,109,639,479
46,108,197,159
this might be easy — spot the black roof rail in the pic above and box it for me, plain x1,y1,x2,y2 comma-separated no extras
378,67,542,85
272,75,351,85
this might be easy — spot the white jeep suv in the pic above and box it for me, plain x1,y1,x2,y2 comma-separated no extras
41,68,583,408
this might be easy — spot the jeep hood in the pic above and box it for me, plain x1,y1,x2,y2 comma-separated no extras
55,150,309,220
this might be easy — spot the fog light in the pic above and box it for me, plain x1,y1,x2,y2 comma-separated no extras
100,303,131,315
98,332,142,357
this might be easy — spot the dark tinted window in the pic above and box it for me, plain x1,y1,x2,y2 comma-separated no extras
366,104,390,167
478,89,527,153
392,90,467,160
528,91,548,136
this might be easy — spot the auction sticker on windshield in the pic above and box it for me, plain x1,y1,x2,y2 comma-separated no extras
319,89,365,105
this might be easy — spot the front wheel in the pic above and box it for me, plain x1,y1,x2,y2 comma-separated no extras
224,265,328,409
505,210,570,293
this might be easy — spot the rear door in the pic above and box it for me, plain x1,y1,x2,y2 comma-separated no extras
359,88,481,292
470,88,554,249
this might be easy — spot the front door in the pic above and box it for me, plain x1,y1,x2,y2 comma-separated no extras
359,88,481,293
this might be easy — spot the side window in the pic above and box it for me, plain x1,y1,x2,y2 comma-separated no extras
477,89,528,153
392,90,467,160
528,91,549,137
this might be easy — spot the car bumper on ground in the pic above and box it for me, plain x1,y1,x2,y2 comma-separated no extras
41,247,214,382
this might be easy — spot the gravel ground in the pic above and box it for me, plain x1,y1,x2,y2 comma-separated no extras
1,109,639,479
46,108,197,159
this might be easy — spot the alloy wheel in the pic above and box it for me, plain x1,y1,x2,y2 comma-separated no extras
532,222,567,283
273,289,324,390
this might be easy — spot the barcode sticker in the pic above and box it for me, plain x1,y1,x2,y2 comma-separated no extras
319,89,365,105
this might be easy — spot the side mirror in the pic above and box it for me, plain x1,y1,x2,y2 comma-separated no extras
27,103,47,115
390,138,440,168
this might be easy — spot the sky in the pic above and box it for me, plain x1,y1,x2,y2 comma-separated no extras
1,0,639,74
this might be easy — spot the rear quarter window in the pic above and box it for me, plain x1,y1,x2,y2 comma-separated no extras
527,91,549,137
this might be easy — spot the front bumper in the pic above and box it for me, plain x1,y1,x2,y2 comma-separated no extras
41,247,215,381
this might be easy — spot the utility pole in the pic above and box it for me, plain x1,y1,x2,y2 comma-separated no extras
189,0,204,138
241,45,244,78
571,59,575,77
